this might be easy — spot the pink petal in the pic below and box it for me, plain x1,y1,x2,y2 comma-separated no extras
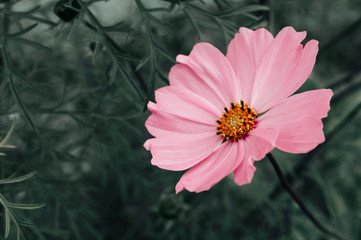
174,42,239,110
145,101,214,138
226,28,273,103
258,89,333,153
251,27,317,113
169,64,224,112
281,40,319,102
144,85,223,171
234,126,278,185
175,142,243,193
144,132,221,171
153,86,219,127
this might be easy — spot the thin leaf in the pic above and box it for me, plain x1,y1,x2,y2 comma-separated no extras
20,15,57,27
0,145,16,149
214,0,231,10
217,5,269,17
67,113,92,128
62,4,81,12
135,0,173,39
2,172,17,181
145,57,156,104
103,21,126,31
156,69,169,84
7,7,56,26
0,43,11,71
148,6,172,12
10,37,52,52
87,0,109,4
92,41,102,64
108,62,117,85
8,76,39,134
12,5,41,15
17,221,36,228
0,121,16,147
0,77,8,93
0,194,11,239
213,17,232,48
147,14,173,39
183,7,203,41
0,171,37,184
331,81,361,104
67,13,83,41
104,25,135,33
153,42,176,64
186,3,214,17
6,202,46,210
135,53,151,71
4,209,10,239
5,23,38,37
7,208,28,240
116,53,140,62
242,12,263,21
0,194,32,240
10,68,41,91
116,60,144,100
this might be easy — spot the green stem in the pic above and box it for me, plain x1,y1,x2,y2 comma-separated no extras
266,153,345,240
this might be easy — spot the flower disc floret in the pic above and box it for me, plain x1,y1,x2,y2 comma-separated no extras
216,101,258,142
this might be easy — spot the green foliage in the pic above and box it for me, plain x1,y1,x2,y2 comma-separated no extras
0,0,360,239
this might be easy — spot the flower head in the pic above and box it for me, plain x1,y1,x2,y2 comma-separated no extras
144,27,333,193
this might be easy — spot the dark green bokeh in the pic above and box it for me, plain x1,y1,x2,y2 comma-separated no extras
0,0,360,239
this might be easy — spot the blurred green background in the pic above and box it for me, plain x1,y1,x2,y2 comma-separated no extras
0,0,360,239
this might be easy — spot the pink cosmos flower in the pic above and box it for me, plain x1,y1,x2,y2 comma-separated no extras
144,27,333,193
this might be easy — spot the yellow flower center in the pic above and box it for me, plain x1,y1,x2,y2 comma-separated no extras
216,101,258,142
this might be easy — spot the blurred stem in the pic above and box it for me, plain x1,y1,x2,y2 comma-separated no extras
326,60,361,90
0,3,10,35
331,80,361,105
319,16,361,56
266,153,345,240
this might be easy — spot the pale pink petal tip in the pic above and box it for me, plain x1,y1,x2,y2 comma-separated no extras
175,182,185,194
175,54,187,63
234,162,256,186
143,139,151,150
279,26,307,41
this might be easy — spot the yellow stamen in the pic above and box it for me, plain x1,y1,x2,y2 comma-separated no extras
216,100,258,142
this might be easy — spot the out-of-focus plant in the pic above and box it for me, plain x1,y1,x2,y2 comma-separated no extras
0,173,44,240
0,0,360,239
0,122,44,240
